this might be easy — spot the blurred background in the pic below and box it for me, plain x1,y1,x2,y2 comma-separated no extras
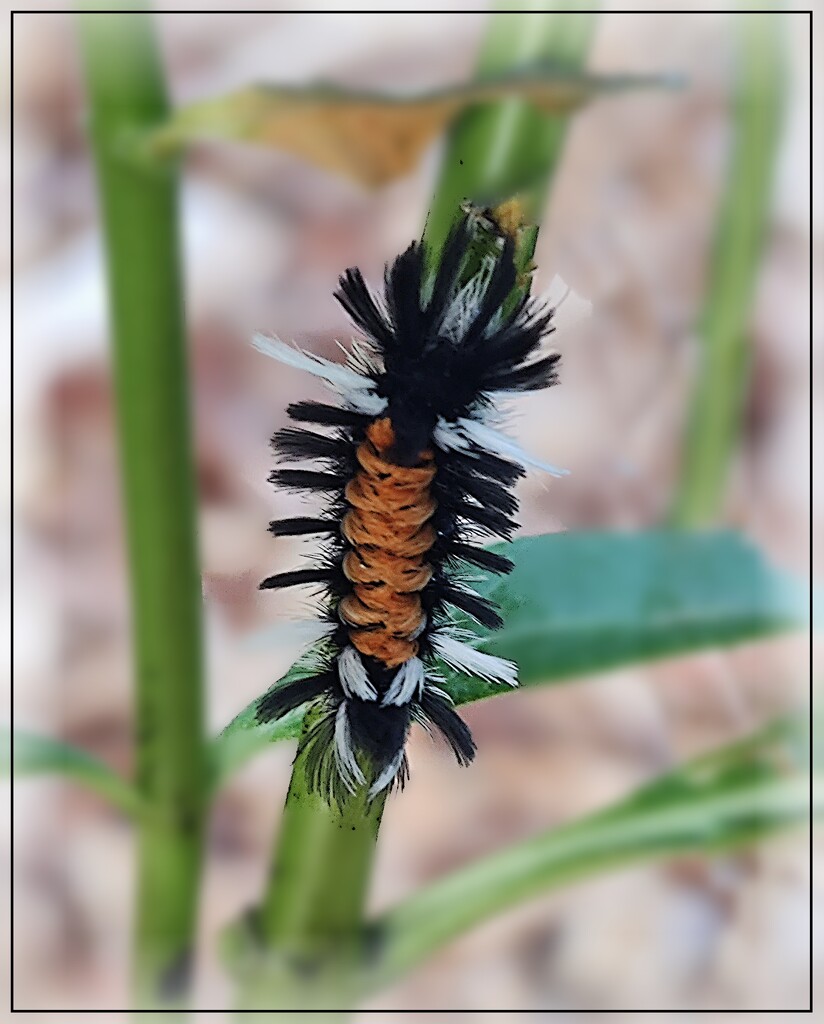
6,4,816,1018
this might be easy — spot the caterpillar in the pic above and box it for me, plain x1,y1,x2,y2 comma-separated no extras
253,217,563,804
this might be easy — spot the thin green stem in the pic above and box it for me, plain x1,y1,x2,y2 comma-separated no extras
77,8,206,1009
671,12,787,526
237,3,601,1014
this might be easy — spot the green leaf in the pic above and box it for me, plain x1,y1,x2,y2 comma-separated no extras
209,662,308,789
2,725,146,819
143,65,677,189
445,528,806,702
364,714,813,993
211,529,805,790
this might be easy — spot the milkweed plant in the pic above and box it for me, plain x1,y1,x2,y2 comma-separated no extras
6,5,810,1014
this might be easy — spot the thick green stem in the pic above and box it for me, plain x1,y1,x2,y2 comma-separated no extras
671,13,786,526
77,9,206,1008
238,3,600,1014
233,724,385,1015
258,757,385,952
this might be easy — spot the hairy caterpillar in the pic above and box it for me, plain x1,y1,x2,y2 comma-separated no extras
253,217,563,803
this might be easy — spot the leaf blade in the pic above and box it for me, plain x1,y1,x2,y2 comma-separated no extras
445,528,806,702
366,714,812,993
211,529,806,789
2,726,146,819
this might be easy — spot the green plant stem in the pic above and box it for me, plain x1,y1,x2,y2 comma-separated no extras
258,763,385,952
233,728,385,1015
424,0,600,270
77,9,206,1008
240,3,600,1012
671,13,786,526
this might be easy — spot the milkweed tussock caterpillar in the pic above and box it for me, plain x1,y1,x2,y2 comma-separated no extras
254,218,569,804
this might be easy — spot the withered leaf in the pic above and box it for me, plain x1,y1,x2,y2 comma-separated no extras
147,66,677,188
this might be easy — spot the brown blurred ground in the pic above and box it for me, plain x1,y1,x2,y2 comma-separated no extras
6,6,816,1017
